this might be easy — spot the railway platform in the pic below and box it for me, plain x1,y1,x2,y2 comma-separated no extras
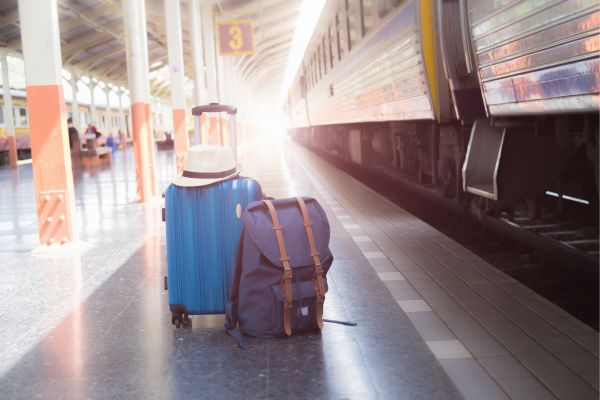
0,0,597,398
0,138,597,400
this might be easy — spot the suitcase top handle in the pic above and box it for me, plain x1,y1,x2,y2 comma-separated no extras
192,103,237,116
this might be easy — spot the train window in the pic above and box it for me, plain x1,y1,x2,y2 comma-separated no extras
346,0,359,49
317,46,322,80
328,25,336,68
312,55,316,85
311,57,316,87
300,75,307,97
336,11,346,60
376,0,399,17
315,50,320,81
14,107,28,127
361,0,376,36
322,37,327,75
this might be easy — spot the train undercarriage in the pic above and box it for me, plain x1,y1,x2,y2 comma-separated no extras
289,115,599,274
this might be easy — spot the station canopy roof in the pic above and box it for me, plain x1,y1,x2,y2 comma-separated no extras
0,0,302,102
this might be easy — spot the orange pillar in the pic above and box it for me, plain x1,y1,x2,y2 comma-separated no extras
123,0,156,201
7,136,17,168
209,116,219,145
220,116,229,148
131,102,153,201
200,113,209,144
173,109,187,173
19,0,76,244
165,0,189,173
144,103,157,196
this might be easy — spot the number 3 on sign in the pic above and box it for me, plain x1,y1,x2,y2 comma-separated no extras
228,26,243,50
217,20,254,56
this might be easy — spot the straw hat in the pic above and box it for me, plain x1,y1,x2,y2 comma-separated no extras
172,145,240,187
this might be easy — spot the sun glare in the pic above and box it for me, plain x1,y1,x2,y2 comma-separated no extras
278,0,326,106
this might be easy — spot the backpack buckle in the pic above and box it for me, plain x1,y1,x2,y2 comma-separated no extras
283,269,292,280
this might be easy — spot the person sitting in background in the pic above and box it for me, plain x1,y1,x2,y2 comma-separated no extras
85,124,102,140
118,129,126,149
67,117,80,150
106,132,116,154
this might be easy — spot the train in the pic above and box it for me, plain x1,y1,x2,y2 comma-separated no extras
0,88,189,162
0,88,133,159
286,0,599,224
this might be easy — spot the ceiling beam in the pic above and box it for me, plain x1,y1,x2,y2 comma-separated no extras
0,8,19,28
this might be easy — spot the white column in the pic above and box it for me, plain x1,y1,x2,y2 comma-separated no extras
104,85,112,134
117,88,126,148
217,51,226,104
70,71,80,130
1,51,15,138
190,0,206,106
117,88,125,133
201,1,218,103
89,79,97,126
1,50,17,168
165,0,186,111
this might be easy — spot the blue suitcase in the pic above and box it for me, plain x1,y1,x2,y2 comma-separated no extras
164,103,261,328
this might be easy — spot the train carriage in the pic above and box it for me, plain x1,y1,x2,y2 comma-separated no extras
468,0,599,116
0,90,132,156
287,0,599,262
288,0,451,128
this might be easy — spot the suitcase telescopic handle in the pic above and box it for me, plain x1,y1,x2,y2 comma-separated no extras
192,103,238,162
192,103,237,116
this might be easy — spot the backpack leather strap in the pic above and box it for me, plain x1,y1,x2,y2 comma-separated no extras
295,197,325,330
263,200,293,337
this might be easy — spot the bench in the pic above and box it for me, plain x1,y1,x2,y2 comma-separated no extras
81,138,111,168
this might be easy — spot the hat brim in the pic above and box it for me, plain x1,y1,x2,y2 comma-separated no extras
171,164,242,188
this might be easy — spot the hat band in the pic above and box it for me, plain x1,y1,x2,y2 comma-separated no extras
181,167,236,179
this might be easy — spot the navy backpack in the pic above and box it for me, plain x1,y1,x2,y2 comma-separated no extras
225,197,333,341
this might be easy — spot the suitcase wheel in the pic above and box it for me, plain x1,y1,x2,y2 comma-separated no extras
171,313,192,329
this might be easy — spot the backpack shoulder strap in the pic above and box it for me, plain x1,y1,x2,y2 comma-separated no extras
263,199,293,337
295,197,326,330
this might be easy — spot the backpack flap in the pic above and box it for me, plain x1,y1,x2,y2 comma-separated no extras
242,197,332,269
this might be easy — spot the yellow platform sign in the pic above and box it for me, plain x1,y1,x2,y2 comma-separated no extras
217,20,254,56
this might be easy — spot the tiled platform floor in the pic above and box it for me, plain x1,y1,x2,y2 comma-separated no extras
292,143,599,400
0,138,462,399
1,136,598,399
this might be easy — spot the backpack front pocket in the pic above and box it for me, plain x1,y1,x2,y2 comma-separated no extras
271,279,321,335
